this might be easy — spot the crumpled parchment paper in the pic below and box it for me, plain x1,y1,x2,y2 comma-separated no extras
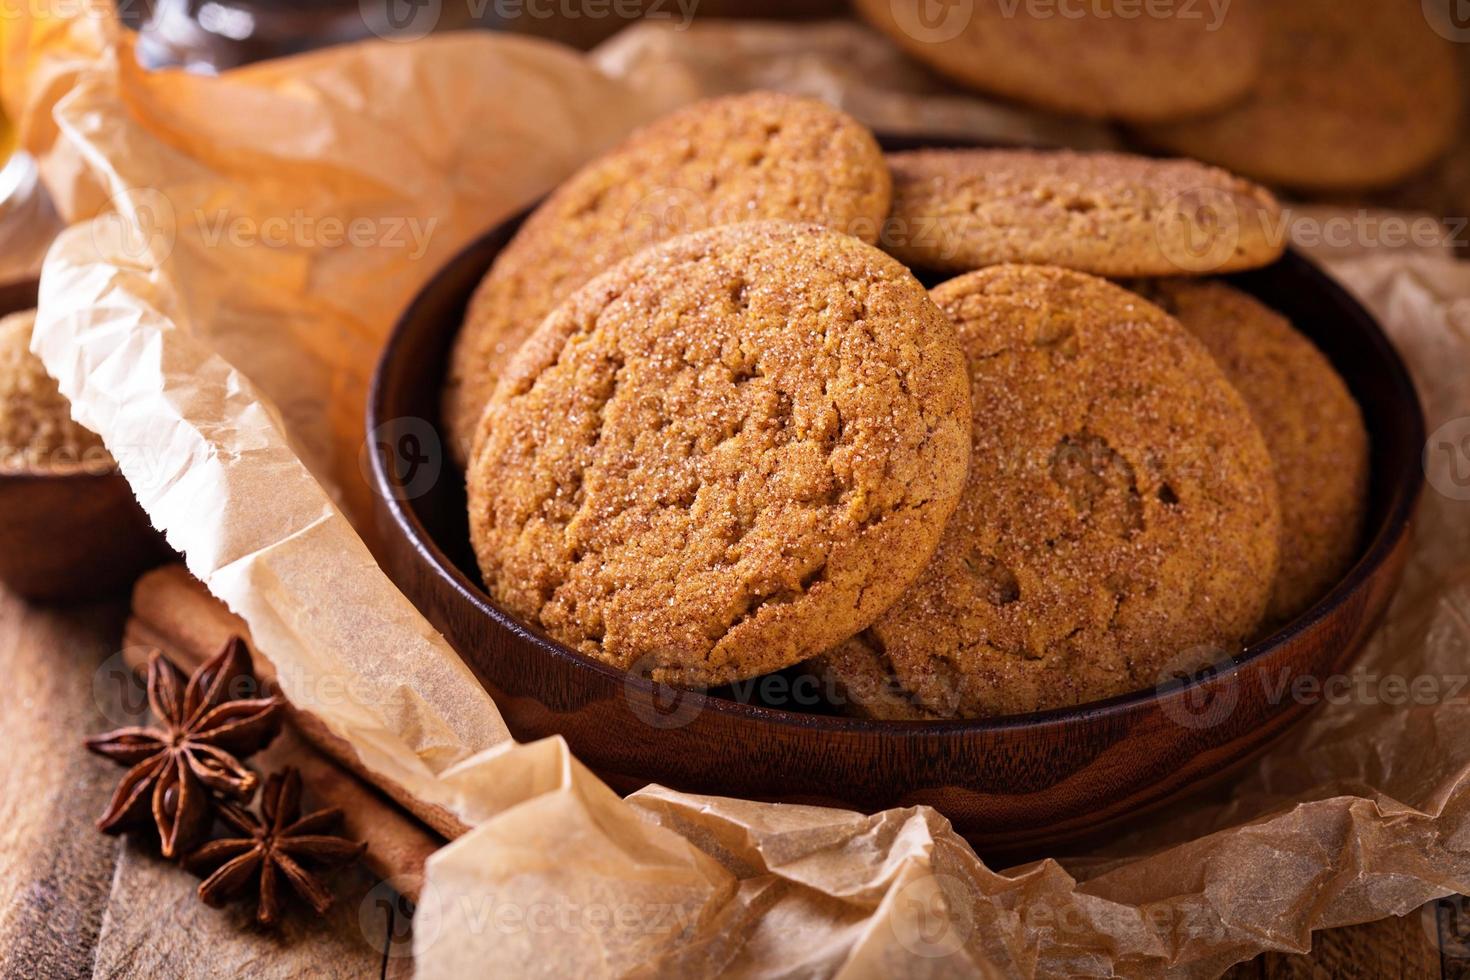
8,7,1470,977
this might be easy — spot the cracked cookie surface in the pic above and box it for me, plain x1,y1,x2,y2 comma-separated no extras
466,222,971,687
847,265,1279,719
1135,279,1368,627
443,92,892,464
881,149,1284,277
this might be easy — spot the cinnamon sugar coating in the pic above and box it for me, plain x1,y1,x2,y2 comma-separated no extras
466,222,971,687
1135,279,1368,627
812,633,937,722
443,92,892,464
882,149,1284,277
859,265,1280,719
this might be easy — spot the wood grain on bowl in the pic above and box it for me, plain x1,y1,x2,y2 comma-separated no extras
0,279,172,601
366,140,1423,857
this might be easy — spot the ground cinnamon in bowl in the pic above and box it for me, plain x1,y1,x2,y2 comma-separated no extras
0,305,167,600
0,309,113,474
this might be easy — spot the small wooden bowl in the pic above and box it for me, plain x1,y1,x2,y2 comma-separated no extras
0,280,172,602
368,165,1423,857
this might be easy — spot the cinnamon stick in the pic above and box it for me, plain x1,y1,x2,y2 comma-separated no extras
125,565,458,898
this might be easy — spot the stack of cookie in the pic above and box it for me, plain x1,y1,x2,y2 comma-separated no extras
856,0,1462,193
449,92,1368,720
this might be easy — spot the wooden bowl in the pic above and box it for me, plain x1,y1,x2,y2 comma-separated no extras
367,172,1422,857
0,280,172,602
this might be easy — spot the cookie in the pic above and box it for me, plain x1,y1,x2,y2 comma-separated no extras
443,92,892,464
811,633,936,722
466,222,972,688
881,149,1285,276
1137,0,1461,191
854,0,1263,122
1133,280,1369,626
852,265,1279,719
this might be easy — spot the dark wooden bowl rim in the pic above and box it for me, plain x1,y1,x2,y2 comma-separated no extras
368,145,1425,741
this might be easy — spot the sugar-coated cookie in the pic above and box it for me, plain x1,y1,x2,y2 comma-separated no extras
467,222,971,688
443,92,892,463
1135,279,1368,625
882,149,1284,276
810,633,937,721
863,265,1280,719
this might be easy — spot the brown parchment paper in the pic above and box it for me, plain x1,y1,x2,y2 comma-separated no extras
9,8,1470,977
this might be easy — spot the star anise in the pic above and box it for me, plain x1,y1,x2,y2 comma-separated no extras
84,636,284,858
186,767,367,926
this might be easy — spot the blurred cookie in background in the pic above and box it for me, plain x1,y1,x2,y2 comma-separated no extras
852,0,1264,122
1136,0,1462,192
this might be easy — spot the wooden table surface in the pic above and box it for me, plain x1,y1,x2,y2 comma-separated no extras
0,587,412,979
1,585,1465,979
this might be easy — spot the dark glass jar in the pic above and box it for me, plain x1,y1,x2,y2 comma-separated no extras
132,0,850,71
135,0,484,72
